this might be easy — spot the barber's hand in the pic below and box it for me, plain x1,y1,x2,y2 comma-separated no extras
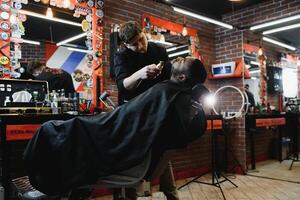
138,64,161,80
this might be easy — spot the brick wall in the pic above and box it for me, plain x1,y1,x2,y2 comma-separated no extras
20,42,45,64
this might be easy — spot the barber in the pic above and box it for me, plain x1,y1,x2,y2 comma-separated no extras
114,21,178,200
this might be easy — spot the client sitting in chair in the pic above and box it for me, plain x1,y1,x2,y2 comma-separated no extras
23,57,208,197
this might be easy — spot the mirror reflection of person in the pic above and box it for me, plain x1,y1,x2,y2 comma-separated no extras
244,84,255,112
27,60,75,94
114,21,177,199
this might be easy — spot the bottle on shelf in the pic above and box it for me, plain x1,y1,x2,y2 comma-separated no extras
60,89,68,113
73,92,79,113
51,92,59,114
4,96,11,106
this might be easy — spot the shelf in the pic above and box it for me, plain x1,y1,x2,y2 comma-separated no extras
208,58,250,80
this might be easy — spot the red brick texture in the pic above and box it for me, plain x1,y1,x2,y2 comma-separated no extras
20,42,46,64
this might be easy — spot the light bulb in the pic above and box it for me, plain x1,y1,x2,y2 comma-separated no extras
258,47,264,56
182,25,188,36
46,7,53,18
204,94,216,107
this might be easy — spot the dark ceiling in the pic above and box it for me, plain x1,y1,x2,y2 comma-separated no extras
156,0,271,19
22,3,85,46
22,1,299,51
156,0,299,51
272,28,300,50
253,19,300,50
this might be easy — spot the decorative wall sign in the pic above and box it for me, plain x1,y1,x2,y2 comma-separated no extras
0,21,10,31
81,19,89,32
0,32,8,40
0,3,10,11
0,11,9,20
13,2,22,10
95,9,103,18
87,0,93,8
0,55,9,64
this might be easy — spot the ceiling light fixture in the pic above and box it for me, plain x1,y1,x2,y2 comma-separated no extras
168,49,190,58
263,23,300,35
57,32,88,46
166,45,188,52
67,47,93,54
148,39,174,46
23,39,40,45
263,37,296,51
19,10,81,27
250,61,260,66
249,69,261,74
172,6,233,29
250,14,300,30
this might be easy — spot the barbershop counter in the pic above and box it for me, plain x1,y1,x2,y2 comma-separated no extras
0,113,84,199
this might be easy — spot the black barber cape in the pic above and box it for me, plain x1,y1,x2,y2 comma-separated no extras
23,81,207,195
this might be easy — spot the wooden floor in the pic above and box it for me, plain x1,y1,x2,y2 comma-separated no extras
92,158,300,200
247,159,300,183
92,173,300,200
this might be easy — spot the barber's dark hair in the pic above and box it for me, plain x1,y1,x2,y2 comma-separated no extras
119,21,142,43
27,60,44,74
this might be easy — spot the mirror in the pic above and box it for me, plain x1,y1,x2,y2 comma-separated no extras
142,14,199,60
243,30,299,112
242,30,263,108
9,2,95,100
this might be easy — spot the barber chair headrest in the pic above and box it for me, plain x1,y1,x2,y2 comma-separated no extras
191,84,209,103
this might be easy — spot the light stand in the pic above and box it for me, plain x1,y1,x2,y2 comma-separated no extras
289,114,300,170
178,115,238,200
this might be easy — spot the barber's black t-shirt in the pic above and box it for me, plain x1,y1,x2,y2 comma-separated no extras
114,42,171,105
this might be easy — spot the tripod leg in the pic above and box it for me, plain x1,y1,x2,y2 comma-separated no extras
220,174,238,188
289,159,294,170
213,172,226,200
177,173,207,190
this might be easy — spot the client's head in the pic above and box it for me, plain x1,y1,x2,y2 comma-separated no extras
170,57,207,87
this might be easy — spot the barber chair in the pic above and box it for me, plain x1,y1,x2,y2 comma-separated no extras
14,85,208,200
13,152,152,200
13,150,175,200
